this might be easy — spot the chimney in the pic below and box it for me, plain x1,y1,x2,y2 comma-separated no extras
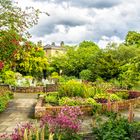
51,42,55,46
60,41,64,47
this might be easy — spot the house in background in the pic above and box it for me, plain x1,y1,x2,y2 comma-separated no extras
44,41,66,58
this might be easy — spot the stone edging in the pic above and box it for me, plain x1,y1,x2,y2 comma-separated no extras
12,84,58,93
102,97,140,111
35,97,140,118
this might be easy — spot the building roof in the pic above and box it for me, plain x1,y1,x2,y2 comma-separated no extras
44,44,65,50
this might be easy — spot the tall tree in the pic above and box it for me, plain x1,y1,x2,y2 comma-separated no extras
0,0,49,34
125,31,140,47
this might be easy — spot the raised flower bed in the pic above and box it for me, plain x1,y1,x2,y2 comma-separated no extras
35,80,140,118
35,95,140,118
35,97,94,118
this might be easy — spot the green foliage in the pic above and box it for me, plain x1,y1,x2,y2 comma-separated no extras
79,69,92,81
119,56,140,89
51,41,100,77
0,87,12,112
94,116,140,140
93,116,132,140
125,31,140,47
94,93,108,100
0,94,9,112
16,43,49,77
0,0,46,34
79,40,99,49
115,91,129,99
59,96,100,107
94,93,121,101
51,72,59,79
58,80,86,98
110,94,121,101
58,75,77,83
2,70,16,85
45,95,58,104
50,33,140,89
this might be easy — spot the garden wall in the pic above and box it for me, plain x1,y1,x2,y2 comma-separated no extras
13,84,58,93
0,84,10,90
102,97,140,111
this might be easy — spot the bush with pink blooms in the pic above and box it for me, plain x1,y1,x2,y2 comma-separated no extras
40,106,83,139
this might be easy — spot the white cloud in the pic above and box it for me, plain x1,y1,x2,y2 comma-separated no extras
15,0,140,47
98,36,123,48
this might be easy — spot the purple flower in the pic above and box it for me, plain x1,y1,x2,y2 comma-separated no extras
40,106,83,134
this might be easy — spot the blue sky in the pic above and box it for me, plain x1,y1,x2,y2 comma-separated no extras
16,0,140,47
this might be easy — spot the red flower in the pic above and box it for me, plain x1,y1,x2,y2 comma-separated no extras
0,61,4,70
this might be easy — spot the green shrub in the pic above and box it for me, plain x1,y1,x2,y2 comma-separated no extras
58,75,77,84
0,87,13,112
94,93,108,100
2,70,16,86
51,72,59,79
94,93,121,102
0,94,9,112
79,69,92,81
84,85,96,98
110,94,121,101
59,97,78,106
93,116,132,140
59,97,100,107
115,91,129,99
58,80,85,97
45,95,58,104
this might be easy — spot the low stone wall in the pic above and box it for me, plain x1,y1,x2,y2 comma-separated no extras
46,84,58,92
13,84,58,93
102,97,140,111
35,99,93,118
0,84,10,90
35,97,140,118
13,86,46,93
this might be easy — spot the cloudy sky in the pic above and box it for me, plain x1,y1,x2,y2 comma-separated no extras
16,0,140,47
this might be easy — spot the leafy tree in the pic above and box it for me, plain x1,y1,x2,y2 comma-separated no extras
0,0,49,76
15,42,49,77
79,40,98,48
0,0,48,34
119,56,140,88
89,50,120,81
125,31,140,47
0,30,22,63
51,41,100,77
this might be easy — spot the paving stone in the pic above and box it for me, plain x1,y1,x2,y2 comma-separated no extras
0,93,37,134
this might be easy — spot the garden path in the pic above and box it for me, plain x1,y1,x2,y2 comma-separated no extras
0,93,38,134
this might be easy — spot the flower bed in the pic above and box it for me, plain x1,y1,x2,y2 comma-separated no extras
35,95,140,118
35,80,140,118
35,97,94,118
